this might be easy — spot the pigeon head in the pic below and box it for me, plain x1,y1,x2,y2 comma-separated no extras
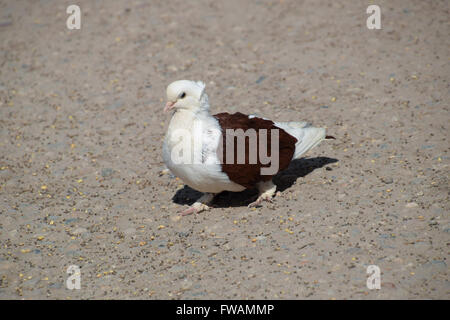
164,80,208,113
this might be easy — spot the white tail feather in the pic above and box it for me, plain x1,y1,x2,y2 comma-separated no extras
275,122,326,159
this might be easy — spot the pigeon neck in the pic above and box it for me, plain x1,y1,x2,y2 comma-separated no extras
170,108,204,125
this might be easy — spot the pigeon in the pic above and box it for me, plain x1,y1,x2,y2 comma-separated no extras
162,80,334,215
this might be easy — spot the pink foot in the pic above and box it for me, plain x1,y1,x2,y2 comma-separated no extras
248,195,273,208
179,207,197,216
179,203,211,216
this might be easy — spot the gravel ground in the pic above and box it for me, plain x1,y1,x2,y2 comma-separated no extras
0,0,448,299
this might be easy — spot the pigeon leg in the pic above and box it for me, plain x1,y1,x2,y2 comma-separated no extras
180,193,215,216
248,180,276,208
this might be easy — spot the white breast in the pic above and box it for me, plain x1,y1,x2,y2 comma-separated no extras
163,110,245,193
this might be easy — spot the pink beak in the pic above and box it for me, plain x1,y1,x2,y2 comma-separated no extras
164,101,175,113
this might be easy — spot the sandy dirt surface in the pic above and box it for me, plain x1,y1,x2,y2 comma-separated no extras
0,0,448,299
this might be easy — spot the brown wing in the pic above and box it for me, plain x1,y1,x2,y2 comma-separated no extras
213,112,297,189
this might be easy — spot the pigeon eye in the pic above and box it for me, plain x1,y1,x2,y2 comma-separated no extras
179,92,186,99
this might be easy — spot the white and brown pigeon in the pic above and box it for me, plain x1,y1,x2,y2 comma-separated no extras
162,80,334,215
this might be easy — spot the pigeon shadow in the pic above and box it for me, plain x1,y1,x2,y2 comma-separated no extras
171,156,338,208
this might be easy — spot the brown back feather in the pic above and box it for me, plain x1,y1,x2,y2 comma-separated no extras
213,112,297,189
